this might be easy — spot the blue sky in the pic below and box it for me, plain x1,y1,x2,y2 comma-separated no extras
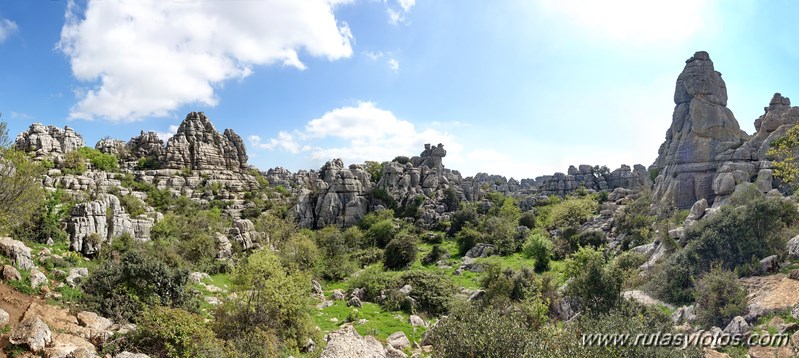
1,0,799,179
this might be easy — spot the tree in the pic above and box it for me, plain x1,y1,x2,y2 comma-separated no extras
0,123,46,233
693,266,748,327
767,123,799,185
383,233,418,270
564,246,622,315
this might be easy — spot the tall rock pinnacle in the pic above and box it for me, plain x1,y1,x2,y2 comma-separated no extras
652,51,744,208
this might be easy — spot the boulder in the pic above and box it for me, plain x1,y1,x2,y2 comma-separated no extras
759,255,780,274
788,234,799,259
331,289,346,301
66,268,89,288
723,316,750,335
385,344,407,358
0,237,34,270
9,316,53,353
3,264,21,281
671,305,696,325
386,331,411,350
347,296,363,308
66,194,153,256
320,325,385,358
0,307,9,325
687,199,707,220
77,311,113,331
215,232,232,260
30,268,49,289
409,315,424,327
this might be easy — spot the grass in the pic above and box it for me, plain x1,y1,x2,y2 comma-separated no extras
205,273,233,290
314,300,426,344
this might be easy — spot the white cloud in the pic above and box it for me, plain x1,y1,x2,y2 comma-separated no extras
155,124,179,142
255,101,463,166
0,18,18,43
249,132,301,153
364,51,384,60
58,0,354,121
388,58,400,72
536,0,719,45
387,0,416,25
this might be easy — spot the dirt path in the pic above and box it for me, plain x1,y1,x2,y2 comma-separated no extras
0,283,39,358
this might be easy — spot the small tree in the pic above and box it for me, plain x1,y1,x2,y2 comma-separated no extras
694,265,748,328
564,246,622,315
523,233,553,272
767,123,799,185
384,233,418,270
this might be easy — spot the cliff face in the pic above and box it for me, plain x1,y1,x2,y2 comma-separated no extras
15,124,85,162
162,112,249,172
652,52,799,208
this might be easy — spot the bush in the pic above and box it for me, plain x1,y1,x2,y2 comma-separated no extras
62,150,87,174
614,192,655,250
564,246,622,315
363,161,384,182
119,194,146,217
693,266,748,328
523,233,553,272
136,157,161,170
423,244,448,265
383,233,418,270
81,250,193,323
549,196,597,229
399,271,456,316
0,149,46,235
456,226,480,255
126,306,233,358
367,219,397,248
358,209,394,230
316,226,357,281
649,196,798,304
448,203,478,236
347,266,399,302
279,233,320,273
519,211,536,229
426,303,549,358
483,216,520,255
213,250,316,353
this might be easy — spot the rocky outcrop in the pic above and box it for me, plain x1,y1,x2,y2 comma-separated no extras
66,194,154,255
163,112,248,172
125,131,165,163
228,219,263,250
95,138,127,157
0,237,34,270
292,159,372,228
15,123,85,161
9,316,52,353
321,325,386,358
652,51,744,209
534,164,651,196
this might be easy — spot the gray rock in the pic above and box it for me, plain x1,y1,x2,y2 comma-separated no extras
792,305,799,320
398,285,413,295
723,316,750,335
347,296,363,308
115,352,151,358
409,315,424,327
188,272,210,284
77,311,113,331
759,255,780,274
671,305,696,325
9,316,52,353
467,289,485,301
66,268,89,287
464,243,495,258
14,123,85,161
386,331,411,350
161,112,247,172
385,344,407,358
215,232,232,260
0,237,34,270
687,199,707,220
788,234,799,259
95,138,127,157
332,289,346,301
0,308,8,326
67,194,153,256
312,280,324,297
30,268,49,289
228,219,263,250
320,325,385,358
3,264,21,281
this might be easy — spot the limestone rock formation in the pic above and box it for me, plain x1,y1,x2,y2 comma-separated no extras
228,219,263,250
10,316,52,353
163,112,248,172
125,131,166,163
652,51,744,208
321,325,386,358
15,123,85,161
292,159,372,228
94,138,127,157
66,194,154,255
0,237,34,270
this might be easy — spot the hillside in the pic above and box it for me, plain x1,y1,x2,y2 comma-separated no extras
1,51,799,358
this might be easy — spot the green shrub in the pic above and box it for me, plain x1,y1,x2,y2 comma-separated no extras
399,271,456,316
62,150,87,174
549,196,597,229
483,216,521,255
423,244,448,265
649,196,798,304
127,306,233,358
564,246,622,315
279,233,320,273
456,226,480,255
119,194,146,217
448,202,478,236
352,247,383,267
383,233,418,270
136,157,161,170
358,209,395,230
614,192,655,250
519,211,536,229
693,266,748,328
522,233,553,272
81,250,193,323
316,226,358,281
363,161,384,182
213,250,316,353
367,219,396,248
347,266,399,302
